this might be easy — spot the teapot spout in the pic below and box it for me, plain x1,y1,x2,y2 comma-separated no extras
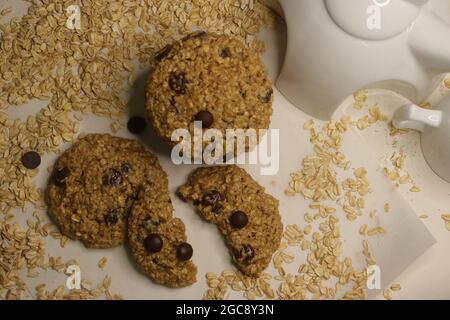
409,10,450,72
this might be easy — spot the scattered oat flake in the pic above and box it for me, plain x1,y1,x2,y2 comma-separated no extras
98,257,108,270
383,289,393,300
445,79,450,89
390,283,402,292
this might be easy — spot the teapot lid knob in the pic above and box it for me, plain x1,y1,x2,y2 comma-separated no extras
325,0,427,40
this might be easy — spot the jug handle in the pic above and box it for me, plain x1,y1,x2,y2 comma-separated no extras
392,104,443,132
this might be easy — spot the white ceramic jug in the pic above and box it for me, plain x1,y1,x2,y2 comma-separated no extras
393,95,450,182
264,0,450,120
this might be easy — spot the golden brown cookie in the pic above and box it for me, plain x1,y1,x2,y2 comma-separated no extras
146,32,273,158
177,165,283,277
128,178,197,288
47,134,156,249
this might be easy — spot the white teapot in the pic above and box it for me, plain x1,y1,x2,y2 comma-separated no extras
263,0,450,120
393,95,450,182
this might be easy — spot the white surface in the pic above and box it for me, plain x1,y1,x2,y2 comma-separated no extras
393,98,450,183
2,0,449,300
275,0,450,120
339,89,450,300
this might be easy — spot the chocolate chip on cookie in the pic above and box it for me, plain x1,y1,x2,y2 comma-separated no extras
103,170,123,187
194,110,214,129
169,71,188,95
104,208,119,226
144,234,163,254
220,47,231,58
176,242,194,261
230,211,248,229
53,167,70,187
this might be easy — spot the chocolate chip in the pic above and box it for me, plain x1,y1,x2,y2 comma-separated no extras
121,163,132,173
220,47,231,58
202,191,224,206
53,167,70,187
103,170,123,187
201,190,224,214
104,208,119,226
144,234,163,254
229,211,249,229
194,110,214,128
20,151,41,170
258,88,274,103
127,116,147,134
182,31,207,41
154,44,173,61
169,71,188,95
176,242,193,261
235,244,255,263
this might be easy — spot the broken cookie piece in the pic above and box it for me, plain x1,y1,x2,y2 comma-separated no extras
128,169,197,288
178,165,283,277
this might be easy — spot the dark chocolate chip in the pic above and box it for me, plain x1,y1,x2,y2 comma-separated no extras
53,167,70,187
258,88,274,103
127,116,147,134
169,71,188,95
235,244,255,263
194,110,214,128
176,242,193,261
220,47,231,58
229,211,249,229
202,191,224,207
144,234,163,254
154,44,173,61
121,163,132,173
182,30,207,41
21,151,41,170
103,170,123,187
104,208,119,226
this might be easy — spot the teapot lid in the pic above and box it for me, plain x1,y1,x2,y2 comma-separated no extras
325,0,427,40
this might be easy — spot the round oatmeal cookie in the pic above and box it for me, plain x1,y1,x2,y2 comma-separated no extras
47,134,160,249
146,32,274,158
47,134,154,248
128,179,197,288
177,165,283,277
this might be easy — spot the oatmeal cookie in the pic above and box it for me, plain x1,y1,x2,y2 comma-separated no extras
177,165,283,277
146,32,273,158
128,179,197,288
47,134,156,248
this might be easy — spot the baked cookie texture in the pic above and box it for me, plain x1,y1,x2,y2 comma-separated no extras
177,165,283,277
128,179,197,288
146,32,274,157
47,134,197,287
47,134,154,249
